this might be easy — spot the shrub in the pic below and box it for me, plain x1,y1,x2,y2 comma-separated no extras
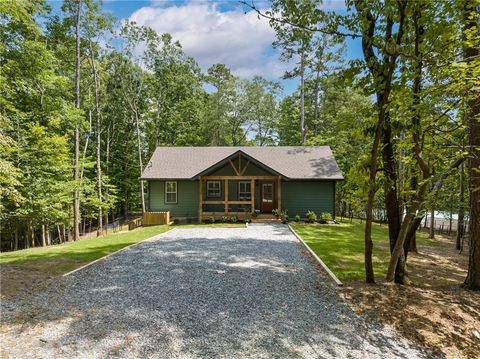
306,210,317,223
221,216,229,223
207,216,215,224
294,214,301,222
230,216,238,223
280,210,289,224
320,212,333,222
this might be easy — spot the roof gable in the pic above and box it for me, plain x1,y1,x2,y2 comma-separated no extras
141,146,344,180
194,150,282,178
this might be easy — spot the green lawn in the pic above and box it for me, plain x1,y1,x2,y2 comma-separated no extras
0,225,170,276
290,219,436,282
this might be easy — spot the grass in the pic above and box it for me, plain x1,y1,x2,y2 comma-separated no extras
0,225,170,276
290,219,437,282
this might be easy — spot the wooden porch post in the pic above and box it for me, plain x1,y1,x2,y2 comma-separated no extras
251,178,255,212
277,176,282,212
198,176,203,223
224,179,228,215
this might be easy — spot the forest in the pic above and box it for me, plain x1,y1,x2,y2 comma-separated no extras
0,0,479,288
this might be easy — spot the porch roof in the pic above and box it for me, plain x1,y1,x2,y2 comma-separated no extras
141,146,344,180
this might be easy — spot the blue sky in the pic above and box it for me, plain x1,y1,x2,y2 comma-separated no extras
48,0,362,95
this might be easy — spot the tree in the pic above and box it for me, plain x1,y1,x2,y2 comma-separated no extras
267,0,321,144
463,0,480,290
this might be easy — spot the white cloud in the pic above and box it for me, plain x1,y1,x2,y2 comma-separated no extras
127,2,289,79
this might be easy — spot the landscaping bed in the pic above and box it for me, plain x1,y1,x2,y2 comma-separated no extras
290,220,480,359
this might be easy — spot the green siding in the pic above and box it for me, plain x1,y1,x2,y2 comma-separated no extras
282,181,335,219
149,180,198,218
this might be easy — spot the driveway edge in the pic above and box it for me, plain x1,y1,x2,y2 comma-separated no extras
288,224,343,287
62,228,176,277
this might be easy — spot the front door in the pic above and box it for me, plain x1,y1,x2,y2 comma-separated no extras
261,182,274,213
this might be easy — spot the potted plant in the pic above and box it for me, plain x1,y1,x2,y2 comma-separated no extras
250,210,258,222
272,209,280,219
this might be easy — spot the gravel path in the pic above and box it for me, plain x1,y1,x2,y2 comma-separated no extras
1,224,433,358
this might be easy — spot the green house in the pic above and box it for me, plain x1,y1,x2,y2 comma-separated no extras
141,146,343,222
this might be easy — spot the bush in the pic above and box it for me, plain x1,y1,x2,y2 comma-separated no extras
207,216,215,224
280,210,289,224
320,212,333,222
294,214,301,222
221,216,229,223
306,210,317,223
230,216,238,223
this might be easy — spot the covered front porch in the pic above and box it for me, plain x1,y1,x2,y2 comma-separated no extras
198,175,282,221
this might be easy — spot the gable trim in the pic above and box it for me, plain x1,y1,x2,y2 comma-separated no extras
192,150,286,179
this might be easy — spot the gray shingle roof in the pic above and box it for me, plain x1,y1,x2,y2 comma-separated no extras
141,146,344,180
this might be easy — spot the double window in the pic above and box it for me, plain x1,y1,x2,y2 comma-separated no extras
165,181,177,204
238,181,252,200
207,181,221,197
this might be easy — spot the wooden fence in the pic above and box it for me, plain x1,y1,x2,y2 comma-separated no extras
143,212,170,225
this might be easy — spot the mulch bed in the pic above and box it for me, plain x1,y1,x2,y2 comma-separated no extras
339,236,480,359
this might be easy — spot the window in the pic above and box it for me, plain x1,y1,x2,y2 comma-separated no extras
207,181,221,197
165,181,177,203
238,181,252,200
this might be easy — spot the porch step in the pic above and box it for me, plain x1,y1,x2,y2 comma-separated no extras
252,215,279,223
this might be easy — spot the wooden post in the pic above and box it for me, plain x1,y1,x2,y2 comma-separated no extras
277,176,282,212
224,179,228,215
198,177,203,223
251,178,255,212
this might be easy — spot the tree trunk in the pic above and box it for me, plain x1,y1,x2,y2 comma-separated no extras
429,209,435,239
134,112,146,213
41,224,46,247
313,67,320,137
463,0,480,290
105,125,110,234
387,182,429,281
89,41,103,236
73,0,82,241
62,224,66,243
405,216,423,259
14,227,18,250
382,110,404,283
299,49,306,144
363,108,385,284
457,163,465,250
448,204,453,236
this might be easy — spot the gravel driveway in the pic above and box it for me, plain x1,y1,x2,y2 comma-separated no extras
1,224,432,358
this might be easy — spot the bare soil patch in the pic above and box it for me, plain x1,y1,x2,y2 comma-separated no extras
340,236,480,359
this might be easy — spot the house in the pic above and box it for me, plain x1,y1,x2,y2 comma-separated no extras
140,146,343,222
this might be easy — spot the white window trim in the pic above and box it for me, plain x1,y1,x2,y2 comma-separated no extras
238,181,252,200
206,180,221,198
165,181,178,204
